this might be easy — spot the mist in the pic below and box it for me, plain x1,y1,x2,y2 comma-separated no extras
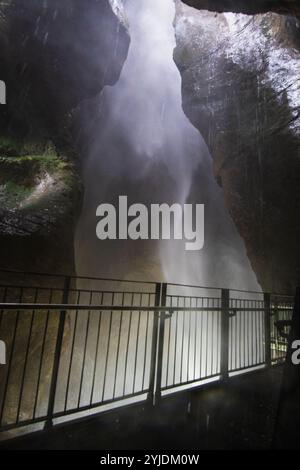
75,0,260,291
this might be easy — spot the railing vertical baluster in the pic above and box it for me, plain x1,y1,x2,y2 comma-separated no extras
147,283,161,405
264,292,271,368
123,293,134,396
154,283,167,404
46,276,71,429
0,287,23,426
220,288,230,380
16,288,38,423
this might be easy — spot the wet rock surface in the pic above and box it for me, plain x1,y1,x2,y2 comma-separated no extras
174,3,300,293
0,147,81,275
182,0,300,16
0,0,129,275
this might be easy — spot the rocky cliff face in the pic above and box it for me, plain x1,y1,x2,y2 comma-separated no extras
1,0,300,294
174,2,300,293
182,0,300,16
0,0,129,277
0,1,129,428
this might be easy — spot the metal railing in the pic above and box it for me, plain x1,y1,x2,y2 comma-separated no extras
0,269,294,439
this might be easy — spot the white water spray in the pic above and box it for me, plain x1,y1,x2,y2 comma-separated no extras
75,0,259,291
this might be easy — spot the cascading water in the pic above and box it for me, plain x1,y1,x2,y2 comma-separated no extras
75,0,260,291
44,0,267,414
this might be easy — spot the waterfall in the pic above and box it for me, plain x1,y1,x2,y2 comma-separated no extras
75,0,260,291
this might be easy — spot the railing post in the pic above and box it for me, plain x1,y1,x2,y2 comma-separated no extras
264,292,272,368
46,275,71,429
147,283,161,405
220,288,230,380
154,283,167,404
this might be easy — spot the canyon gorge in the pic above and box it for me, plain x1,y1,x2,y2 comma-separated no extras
0,0,300,293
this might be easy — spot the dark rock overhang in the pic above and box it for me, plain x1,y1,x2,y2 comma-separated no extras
182,0,300,16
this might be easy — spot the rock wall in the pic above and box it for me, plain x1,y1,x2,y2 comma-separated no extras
0,1,130,429
2,0,300,294
182,0,300,16
0,0,129,278
174,2,300,293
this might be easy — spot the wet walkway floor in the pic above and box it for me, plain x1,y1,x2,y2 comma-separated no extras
0,366,283,450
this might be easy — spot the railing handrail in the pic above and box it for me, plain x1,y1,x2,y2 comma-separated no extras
0,303,294,312
167,282,263,296
0,283,157,295
0,267,294,297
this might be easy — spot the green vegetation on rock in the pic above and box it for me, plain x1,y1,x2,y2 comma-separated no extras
0,138,78,212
